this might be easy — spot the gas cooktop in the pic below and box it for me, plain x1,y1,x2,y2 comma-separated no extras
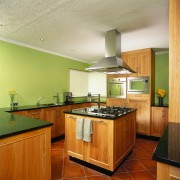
88,106,133,118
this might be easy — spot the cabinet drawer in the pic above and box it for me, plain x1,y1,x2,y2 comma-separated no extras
127,94,150,100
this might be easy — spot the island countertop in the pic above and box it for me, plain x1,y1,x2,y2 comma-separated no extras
64,106,136,120
152,122,180,168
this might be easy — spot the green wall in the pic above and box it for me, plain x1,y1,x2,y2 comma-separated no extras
155,52,169,104
0,40,89,108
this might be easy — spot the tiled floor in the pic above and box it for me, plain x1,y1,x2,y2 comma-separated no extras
51,137,158,180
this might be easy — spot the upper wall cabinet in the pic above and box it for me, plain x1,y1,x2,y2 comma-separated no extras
121,48,155,77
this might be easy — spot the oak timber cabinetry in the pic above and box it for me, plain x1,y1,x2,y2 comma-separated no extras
121,48,154,76
43,107,57,138
127,99,151,135
57,105,71,136
26,109,44,120
65,111,136,171
0,127,51,180
151,106,168,137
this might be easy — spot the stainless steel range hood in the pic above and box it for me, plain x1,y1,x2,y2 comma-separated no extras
86,30,136,74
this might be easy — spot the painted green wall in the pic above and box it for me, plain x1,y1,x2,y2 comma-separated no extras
155,52,169,104
0,40,89,108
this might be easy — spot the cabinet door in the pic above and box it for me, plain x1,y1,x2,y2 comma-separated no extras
27,109,44,120
86,119,114,171
106,98,127,107
44,107,57,138
12,110,28,117
81,103,91,108
138,51,151,76
151,107,168,137
128,99,150,135
114,112,136,167
121,53,138,76
65,115,84,160
57,105,71,136
71,104,82,109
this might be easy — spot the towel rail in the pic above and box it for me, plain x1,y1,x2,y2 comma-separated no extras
68,116,107,124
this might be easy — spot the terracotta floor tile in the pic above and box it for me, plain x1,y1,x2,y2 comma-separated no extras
84,167,103,176
52,157,64,167
149,169,157,178
63,178,86,180
126,150,151,160
51,165,63,180
133,144,143,151
114,165,128,174
143,148,156,156
51,142,64,150
86,175,109,180
51,137,158,179
110,173,133,180
138,143,155,149
51,149,64,157
140,159,157,170
136,138,150,143
64,156,80,166
130,170,156,180
63,165,85,178
123,160,146,172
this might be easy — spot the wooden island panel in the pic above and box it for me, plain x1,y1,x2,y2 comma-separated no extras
0,127,51,180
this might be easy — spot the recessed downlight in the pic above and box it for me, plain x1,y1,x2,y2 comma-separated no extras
40,38,44,41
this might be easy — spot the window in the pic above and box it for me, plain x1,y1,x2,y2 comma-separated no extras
70,69,107,97
70,69,88,96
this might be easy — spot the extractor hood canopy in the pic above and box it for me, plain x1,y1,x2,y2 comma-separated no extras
86,29,136,74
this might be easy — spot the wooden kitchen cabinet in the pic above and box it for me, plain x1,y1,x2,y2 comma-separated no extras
121,48,154,77
151,106,168,137
26,109,44,120
65,115,84,160
0,127,51,180
128,99,151,135
114,112,136,167
65,111,136,171
43,107,58,138
12,110,28,116
12,109,44,120
56,105,71,136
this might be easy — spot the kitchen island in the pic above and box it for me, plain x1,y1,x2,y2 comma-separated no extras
152,122,180,180
64,106,136,175
0,107,52,180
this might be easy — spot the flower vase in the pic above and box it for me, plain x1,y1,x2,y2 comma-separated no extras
158,97,163,107
10,95,14,109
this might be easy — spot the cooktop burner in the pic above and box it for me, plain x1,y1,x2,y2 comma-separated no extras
89,106,133,118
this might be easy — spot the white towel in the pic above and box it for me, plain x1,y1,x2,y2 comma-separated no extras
83,119,93,142
76,117,84,139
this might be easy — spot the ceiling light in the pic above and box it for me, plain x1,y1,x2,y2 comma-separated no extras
40,38,44,41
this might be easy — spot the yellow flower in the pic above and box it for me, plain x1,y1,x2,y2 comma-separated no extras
8,89,16,96
156,88,166,98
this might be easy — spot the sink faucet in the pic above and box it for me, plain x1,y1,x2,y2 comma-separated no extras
36,96,44,106
53,93,60,105
92,94,101,110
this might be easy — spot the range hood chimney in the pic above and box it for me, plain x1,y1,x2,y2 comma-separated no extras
86,29,136,74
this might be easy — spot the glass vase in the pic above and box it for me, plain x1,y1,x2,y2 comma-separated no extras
158,97,163,107
10,95,14,109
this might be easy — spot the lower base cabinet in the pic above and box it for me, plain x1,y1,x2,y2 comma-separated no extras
65,111,136,171
157,162,180,180
0,127,51,180
151,106,168,137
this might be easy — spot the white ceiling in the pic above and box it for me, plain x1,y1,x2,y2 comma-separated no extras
0,0,169,63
